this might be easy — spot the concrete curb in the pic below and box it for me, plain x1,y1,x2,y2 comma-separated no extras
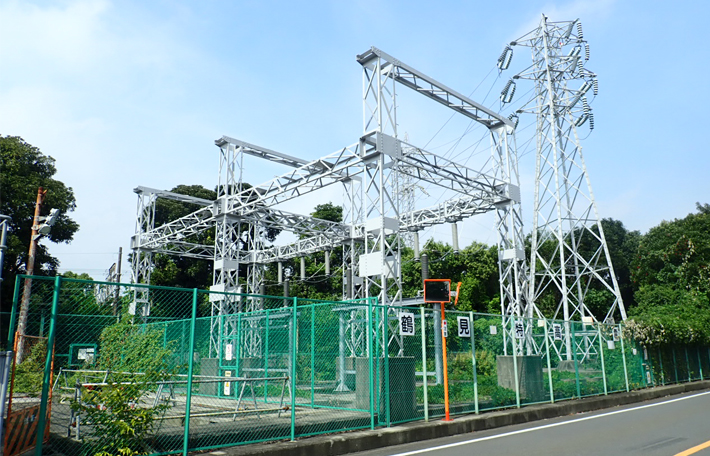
212,381,710,456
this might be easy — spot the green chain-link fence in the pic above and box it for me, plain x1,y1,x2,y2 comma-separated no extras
5,275,710,456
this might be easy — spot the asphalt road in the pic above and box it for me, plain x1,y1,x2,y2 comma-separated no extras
352,390,710,456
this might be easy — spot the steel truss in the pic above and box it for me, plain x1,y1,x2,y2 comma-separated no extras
131,46,530,362
500,15,626,360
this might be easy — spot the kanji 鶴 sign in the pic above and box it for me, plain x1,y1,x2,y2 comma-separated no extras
399,312,415,336
514,320,524,339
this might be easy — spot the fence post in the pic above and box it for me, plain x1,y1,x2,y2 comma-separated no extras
510,317,521,408
697,347,703,381
368,299,374,430
182,288,198,456
291,297,297,441
570,322,581,398
619,325,630,392
672,347,679,383
685,347,691,382
264,309,270,403
598,324,607,395
7,277,21,349
420,307,428,421
384,307,390,426
235,313,242,378
35,275,61,456
469,311,479,414
310,303,315,408
544,319,554,403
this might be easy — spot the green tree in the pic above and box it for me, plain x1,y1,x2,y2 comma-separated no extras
149,185,217,290
268,202,344,300
628,204,710,345
0,136,79,311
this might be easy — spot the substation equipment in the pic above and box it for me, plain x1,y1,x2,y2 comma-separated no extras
130,16,626,386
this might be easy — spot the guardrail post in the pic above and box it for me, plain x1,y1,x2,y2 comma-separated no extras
35,275,61,456
182,288,198,456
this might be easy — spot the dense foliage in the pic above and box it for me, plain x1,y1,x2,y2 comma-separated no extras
626,204,710,346
0,136,78,311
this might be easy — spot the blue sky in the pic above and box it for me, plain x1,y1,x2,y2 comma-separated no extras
1,0,708,280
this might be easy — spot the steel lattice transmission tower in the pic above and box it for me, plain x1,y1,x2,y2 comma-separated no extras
499,16,626,349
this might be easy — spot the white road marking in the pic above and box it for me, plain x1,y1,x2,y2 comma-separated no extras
387,390,710,456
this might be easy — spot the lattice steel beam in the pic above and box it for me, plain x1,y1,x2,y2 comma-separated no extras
358,47,513,130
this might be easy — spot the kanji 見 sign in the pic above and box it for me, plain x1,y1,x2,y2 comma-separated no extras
457,316,471,338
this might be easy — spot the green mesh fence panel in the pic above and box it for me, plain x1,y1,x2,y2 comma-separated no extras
471,314,518,410
8,275,710,456
442,310,478,415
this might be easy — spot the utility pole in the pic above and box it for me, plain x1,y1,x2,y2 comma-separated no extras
113,247,122,317
16,188,46,364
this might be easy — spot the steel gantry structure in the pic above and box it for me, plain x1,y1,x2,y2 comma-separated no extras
130,46,532,365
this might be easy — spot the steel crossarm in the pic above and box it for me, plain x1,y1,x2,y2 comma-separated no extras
133,186,213,206
215,136,310,168
151,241,215,260
238,206,351,239
255,233,349,263
132,205,215,251
397,139,507,195
223,143,364,215
134,143,363,250
357,47,513,129
400,194,505,231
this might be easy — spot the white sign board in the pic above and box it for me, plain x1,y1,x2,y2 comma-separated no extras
77,348,95,362
224,370,232,396
225,343,233,361
514,320,524,340
442,320,448,338
489,325,497,335
607,340,616,350
399,312,415,336
457,316,471,338
553,323,563,341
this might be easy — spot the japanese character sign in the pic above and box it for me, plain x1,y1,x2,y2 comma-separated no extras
612,327,620,342
442,320,449,338
514,319,524,339
399,312,415,336
457,316,471,338
553,323,563,341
